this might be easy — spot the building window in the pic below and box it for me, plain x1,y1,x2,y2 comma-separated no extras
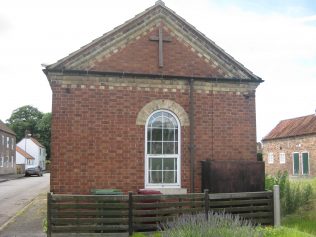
0,156,3,167
4,157,8,167
268,153,274,164
302,152,309,175
293,152,299,175
279,153,286,164
6,137,10,148
11,138,14,150
1,135,4,146
11,155,14,167
145,110,180,187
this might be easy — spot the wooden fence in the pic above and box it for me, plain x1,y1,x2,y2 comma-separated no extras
47,190,275,237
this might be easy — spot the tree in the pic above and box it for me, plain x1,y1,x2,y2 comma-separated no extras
7,105,43,141
36,113,52,158
6,105,52,158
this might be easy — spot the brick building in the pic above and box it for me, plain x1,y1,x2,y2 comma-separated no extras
262,114,316,177
44,1,263,194
0,120,16,175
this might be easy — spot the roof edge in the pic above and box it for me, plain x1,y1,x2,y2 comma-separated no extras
44,68,264,84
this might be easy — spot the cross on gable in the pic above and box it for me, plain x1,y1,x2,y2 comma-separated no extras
149,27,172,68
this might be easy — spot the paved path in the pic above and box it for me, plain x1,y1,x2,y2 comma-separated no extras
0,173,49,228
0,193,47,237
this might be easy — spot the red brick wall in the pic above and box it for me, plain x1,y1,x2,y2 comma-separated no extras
88,26,226,78
263,136,316,177
50,79,257,194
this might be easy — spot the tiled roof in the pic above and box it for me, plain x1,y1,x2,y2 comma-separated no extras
263,114,316,141
0,120,15,136
45,1,262,82
16,146,35,160
30,137,45,148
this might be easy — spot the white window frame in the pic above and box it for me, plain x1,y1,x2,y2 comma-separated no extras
11,137,14,150
6,137,9,148
301,151,310,175
145,110,181,189
268,153,274,164
279,152,286,164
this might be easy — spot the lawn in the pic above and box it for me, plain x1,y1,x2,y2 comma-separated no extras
282,178,316,236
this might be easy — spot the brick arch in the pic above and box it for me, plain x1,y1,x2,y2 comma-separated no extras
136,99,189,126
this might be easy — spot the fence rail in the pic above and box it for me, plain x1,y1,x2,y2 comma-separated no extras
48,190,275,237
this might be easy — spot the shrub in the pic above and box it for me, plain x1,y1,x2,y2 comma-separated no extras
161,211,260,237
265,171,313,215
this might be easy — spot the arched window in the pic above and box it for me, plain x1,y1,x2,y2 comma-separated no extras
145,110,180,188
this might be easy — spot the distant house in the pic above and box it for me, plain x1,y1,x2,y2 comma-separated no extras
262,114,316,177
16,137,46,170
16,146,35,173
0,120,16,175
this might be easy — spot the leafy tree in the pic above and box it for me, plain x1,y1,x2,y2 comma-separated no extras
6,105,52,158
7,105,43,141
36,113,51,158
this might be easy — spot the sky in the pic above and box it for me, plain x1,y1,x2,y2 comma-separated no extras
0,0,315,141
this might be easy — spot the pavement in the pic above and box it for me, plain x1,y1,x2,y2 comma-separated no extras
0,174,25,183
0,174,48,237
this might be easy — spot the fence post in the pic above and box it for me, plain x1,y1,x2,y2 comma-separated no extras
128,191,133,236
47,192,52,237
204,189,209,221
273,185,281,226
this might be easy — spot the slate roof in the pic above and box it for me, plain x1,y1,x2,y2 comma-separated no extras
16,146,35,160
0,120,15,136
29,137,45,148
263,114,316,141
45,0,262,82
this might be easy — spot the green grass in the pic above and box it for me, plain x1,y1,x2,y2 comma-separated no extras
257,226,314,237
282,178,316,235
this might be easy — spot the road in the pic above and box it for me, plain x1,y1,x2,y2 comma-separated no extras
0,173,49,228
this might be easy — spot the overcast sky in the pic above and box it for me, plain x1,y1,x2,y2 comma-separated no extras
1,0,315,141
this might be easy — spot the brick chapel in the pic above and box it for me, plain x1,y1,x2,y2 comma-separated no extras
44,1,263,194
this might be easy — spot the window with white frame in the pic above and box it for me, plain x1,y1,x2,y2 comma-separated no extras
11,138,14,150
145,110,180,187
268,153,274,164
6,137,9,148
279,153,286,164
11,155,14,167
1,135,4,146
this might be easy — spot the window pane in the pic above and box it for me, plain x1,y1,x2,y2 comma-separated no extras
175,142,178,154
150,171,162,183
163,171,176,183
150,158,162,170
147,128,152,141
152,116,163,128
147,142,151,154
163,129,174,141
163,142,175,154
152,142,162,154
152,129,162,141
163,158,175,170
175,129,178,140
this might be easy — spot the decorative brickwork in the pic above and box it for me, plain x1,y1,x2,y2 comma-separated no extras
136,99,189,126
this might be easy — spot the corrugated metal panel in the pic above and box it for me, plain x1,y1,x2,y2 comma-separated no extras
263,114,316,140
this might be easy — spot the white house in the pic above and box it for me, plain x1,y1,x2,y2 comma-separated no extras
16,137,46,170
16,146,35,170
